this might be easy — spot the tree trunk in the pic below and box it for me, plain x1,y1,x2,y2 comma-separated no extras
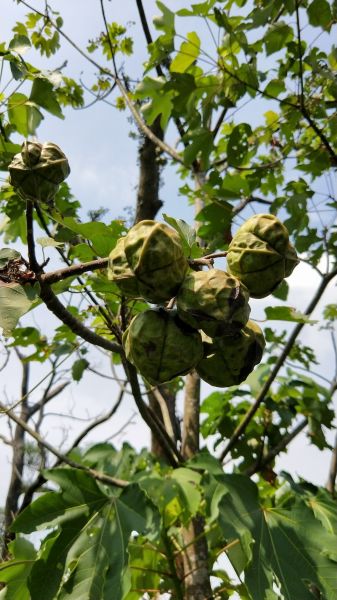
134,117,164,224
181,371,213,600
2,361,29,557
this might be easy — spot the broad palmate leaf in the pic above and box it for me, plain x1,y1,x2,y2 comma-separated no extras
205,474,337,600
10,468,160,600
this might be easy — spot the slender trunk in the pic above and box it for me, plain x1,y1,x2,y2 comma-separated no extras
181,371,213,600
2,361,29,557
327,430,337,497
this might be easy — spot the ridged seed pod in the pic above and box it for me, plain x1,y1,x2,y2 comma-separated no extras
176,269,250,337
226,214,299,298
108,237,140,297
124,220,188,304
123,308,203,385
9,141,70,203
196,320,265,387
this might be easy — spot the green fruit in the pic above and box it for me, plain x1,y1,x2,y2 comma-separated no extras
8,141,70,203
108,237,140,297
123,308,203,385
176,269,250,337
226,213,299,299
196,320,265,387
124,220,188,304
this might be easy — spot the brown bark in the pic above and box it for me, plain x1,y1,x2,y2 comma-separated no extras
2,361,29,556
181,371,213,600
134,117,164,224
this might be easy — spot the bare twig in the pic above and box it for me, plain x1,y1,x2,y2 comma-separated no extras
70,383,126,448
0,398,128,488
246,418,308,476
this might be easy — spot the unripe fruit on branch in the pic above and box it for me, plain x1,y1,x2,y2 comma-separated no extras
226,213,299,298
177,269,250,337
108,237,140,297
8,141,70,203
196,320,265,387
123,308,203,385
110,220,188,303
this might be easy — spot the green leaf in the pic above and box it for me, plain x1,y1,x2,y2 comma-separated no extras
227,123,252,167
50,215,124,257
170,31,200,73
0,248,21,269
272,279,289,300
183,127,214,168
204,474,337,600
0,282,39,336
140,469,201,527
72,358,89,382
264,22,293,55
11,468,159,600
30,77,64,118
265,306,317,324
162,214,203,258
36,236,64,248
7,93,43,136
0,538,36,600
308,0,332,28
8,34,31,54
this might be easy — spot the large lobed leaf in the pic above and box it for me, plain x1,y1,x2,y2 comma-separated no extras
205,474,337,600
7,468,160,600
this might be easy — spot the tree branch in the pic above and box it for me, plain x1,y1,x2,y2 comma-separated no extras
37,280,123,354
220,267,337,461
40,257,108,284
0,398,128,488
246,418,308,476
122,358,182,466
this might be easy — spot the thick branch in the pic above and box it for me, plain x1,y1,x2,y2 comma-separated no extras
220,268,337,461
38,280,123,354
40,258,108,284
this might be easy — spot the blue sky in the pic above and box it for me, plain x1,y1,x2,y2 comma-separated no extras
0,1,336,505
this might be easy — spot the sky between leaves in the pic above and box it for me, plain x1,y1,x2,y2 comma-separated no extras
0,0,336,506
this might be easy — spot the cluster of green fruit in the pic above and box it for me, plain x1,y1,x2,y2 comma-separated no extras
108,216,299,387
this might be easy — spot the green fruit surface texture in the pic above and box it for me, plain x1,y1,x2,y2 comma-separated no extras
226,213,299,298
123,308,203,385
177,269,250,337
124,220,188,304
196,320,265,387
8,141,70,203
108,237,140,297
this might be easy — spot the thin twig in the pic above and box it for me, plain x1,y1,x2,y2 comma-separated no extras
18,0,183,164
220,267,337,461
70,383,126,448
0,398,128,488
246,418,308,476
